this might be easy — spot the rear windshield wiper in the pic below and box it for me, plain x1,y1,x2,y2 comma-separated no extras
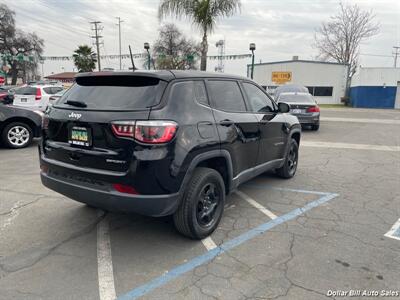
65,100,87,108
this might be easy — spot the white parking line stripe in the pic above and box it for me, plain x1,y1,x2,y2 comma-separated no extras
302,141,400,152
201,237,218,250
321,117,400,125
384,218,400,241
97,212,117,300
0,201,23,232
235,191,278,220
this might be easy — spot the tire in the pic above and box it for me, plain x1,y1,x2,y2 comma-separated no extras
1,122,33,149
311,124,320,131
173,167,225,239
276,138,299,179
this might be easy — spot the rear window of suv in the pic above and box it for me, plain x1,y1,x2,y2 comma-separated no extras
15,87,37,95
55,76,167,110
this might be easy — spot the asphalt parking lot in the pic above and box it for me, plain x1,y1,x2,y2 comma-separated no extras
1,108,399,300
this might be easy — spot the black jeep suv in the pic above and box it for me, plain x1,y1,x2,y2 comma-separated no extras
39,71,301,239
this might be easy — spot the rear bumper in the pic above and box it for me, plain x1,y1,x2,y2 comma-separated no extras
40,171,181,217
294,114,320,125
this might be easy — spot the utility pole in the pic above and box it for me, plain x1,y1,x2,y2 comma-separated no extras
128,45,136,70
90,21,103,71
393,46,400,68
115,17,124,70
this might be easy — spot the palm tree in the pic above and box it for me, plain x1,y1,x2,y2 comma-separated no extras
159,0,241,71
72,45,97,72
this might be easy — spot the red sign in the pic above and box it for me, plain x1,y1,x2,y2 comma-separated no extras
0,77,4,85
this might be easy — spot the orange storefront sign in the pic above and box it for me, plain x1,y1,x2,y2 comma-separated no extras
272,72,292,84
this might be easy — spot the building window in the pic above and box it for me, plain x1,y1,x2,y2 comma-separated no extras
306,86,333,97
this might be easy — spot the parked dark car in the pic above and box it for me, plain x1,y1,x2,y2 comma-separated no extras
0,104,42,148
0,85,16,104
277,92,320,130
39,71,301,239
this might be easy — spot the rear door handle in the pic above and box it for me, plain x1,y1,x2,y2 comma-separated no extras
219,119,234,126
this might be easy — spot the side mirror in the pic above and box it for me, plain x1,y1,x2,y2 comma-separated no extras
278,102,290,113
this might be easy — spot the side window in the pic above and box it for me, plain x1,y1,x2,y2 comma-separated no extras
170,80,209,106
169,81,194,104
207,80,246,112
194,81,209,106
242,82,275,113
52,87,63,94
43,87,52,94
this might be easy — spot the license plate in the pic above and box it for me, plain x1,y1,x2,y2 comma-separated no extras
20,98,27,103
68,126,92,147
291,109,303,114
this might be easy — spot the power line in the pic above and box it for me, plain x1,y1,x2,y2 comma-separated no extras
14,6,90,38
90,21,103,71
359,53,392,57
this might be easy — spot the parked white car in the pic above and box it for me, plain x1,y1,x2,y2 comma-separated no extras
13,85,64,110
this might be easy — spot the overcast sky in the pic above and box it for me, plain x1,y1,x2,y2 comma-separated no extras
4,0,400,76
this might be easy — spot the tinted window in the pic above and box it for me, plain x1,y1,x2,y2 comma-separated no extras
169,81,204,105
56,76,167,110
278,93,315,103
15,87,36,95
194,81,208,106
208,81,246,112
243,82,275,113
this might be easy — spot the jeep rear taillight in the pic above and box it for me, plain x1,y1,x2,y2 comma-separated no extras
111,121,135,138
111,120,177,144
42,115,50,130
134,121,177,144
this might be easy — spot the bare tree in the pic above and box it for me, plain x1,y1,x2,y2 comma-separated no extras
0,4,44,84
314,3,379,78
159,0,241,71
8,31,44,84
153,24,201,70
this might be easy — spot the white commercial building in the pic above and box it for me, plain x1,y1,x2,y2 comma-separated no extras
248,58,349,104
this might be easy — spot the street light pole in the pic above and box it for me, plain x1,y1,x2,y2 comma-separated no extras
249,43,256,79
144,42,150,70
116,17,124,70
40,60,44,79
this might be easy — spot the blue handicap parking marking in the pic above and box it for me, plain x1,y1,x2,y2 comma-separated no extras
117,186,339,300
